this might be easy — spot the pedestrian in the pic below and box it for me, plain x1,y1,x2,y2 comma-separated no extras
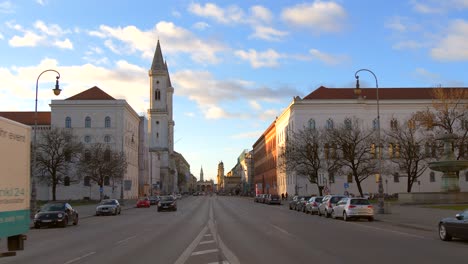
285,192,288,200
281,193,285,200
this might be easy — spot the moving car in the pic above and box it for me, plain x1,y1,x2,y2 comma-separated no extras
96,199,121,216
439,210,468,241
149,196,160,205
136,198,151,208
158,196,177,212
305,196,323,215
34,202,79,228
265,194,282,205
318,195,347,218
331,198,374,221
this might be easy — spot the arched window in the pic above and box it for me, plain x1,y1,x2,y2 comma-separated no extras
65,117,71,128
84,176,91,186
105,116,111,128
344,118,352,130
326,119,334,130
104,176,110,186
104,135,111,143
155,89,161,101
85,116,91,128
308,119,315,130
430,172,436,182
64,176,70,186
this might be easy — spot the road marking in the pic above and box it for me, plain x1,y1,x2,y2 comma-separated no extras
199,240,215,245
63,251,96,264
191,249,219,256
115,235,137,245
207,261,230,264
204,234,213,237
270,224,293,237
174,226,209,264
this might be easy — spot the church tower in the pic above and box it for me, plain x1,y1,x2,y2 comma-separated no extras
148,40,175,194
217,161,224,190
200,166,204,182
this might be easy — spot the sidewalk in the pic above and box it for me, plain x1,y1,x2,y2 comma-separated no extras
375,204,462,231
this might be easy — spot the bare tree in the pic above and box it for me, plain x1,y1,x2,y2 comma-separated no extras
36,128,82,201
413,87,468,161
278,127,325,195
326,117,377,197
77,143,127,200
385,118,432,192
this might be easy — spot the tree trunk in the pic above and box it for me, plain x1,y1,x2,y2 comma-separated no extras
316,184,323,196
52,175,57,201
355,175,364,197
407,172,413,193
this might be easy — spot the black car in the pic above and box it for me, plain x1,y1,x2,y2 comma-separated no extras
34,202,79,228
439,210,468,241
158,196,177,212
149,196,160,205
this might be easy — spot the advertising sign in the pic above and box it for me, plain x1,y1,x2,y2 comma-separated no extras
0,117,31,238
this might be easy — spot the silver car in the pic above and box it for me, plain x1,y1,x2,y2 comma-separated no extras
305,196,323,215
331,197,374,221
96,199,121,216
318,195,346,218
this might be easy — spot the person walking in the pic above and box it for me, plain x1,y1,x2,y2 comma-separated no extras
281,193,285,200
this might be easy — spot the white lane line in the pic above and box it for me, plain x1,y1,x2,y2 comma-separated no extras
270,224,294,237
191,249,219,256
207,261,230,264
63,251,96,264
115,235,137,245
204,234,213,237
174,225,209,264
348,222,428,240
208,202,240,264
199,240,215,245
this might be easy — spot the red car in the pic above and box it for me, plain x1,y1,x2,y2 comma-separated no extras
136,198,150,208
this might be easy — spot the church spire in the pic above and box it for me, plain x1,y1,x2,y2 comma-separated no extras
150,40,165,71
200,166,204,182
165,60,173,87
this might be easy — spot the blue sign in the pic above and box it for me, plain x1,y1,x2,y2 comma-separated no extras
344,182,349,189
99,187,103,193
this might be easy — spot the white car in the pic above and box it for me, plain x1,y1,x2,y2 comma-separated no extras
331,197,374,221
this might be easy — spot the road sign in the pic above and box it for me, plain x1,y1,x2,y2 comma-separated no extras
344,182,349,189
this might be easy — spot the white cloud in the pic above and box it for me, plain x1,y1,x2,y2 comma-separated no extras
36,0,46,5
54,38,73,49
0,32,4,40
250,25,288,41
309,49,349,65
249,100,261,110
90,22,226,64
193,22,210,30
281,1,347,33
385,16,409,32
0,1,14,13
188,3,244,24
235,49,283,68
431,19,468,61
411,0,468,14
250,5,272,23
414,68,440,81
231,130,264,139
184,112,195,117
172,11,181,18
7,20,73,49
172,70,300,120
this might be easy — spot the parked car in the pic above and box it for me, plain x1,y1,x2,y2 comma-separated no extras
265,194,282,205
331,197,374,221
158,195,177,212
136,197,151,208
318,195,347,218
176,194,182,199
96,199,121,216
296,196,311,212
289,195,301,210
305,196,323,215
254,194,262,203
34,202,79,228
260,194,268,203
149,196,160,205
439,210,468,241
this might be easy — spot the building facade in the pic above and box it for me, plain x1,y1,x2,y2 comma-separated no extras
253,121,277,195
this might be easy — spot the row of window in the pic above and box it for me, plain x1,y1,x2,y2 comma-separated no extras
84,135,112,143
65,116,112,128
63,176,112,186
307,118,468,131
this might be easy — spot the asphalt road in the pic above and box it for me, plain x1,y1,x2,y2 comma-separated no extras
1,196,467,264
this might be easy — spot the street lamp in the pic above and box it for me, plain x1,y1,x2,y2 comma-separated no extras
354,68,384,214
32,69,61,215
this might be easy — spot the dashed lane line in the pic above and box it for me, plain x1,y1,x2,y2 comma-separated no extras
63,251,96,264
115,235,137,245
191,249,219,256
199,240,216,245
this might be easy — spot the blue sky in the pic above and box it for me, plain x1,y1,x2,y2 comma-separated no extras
1,0,468,181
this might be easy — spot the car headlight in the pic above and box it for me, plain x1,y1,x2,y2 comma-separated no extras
34,214,39,219
58,213,63,218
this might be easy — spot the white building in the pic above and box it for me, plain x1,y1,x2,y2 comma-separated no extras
276,86,468,197
49,86,141,200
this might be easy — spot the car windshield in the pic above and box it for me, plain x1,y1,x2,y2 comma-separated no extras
100,200,116,205
41,203,65,212
161,196,174,201
350,199,371,205
330,197,345,203
315,197,323,203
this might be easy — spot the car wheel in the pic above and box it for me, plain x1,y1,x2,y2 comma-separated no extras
318,209,322,216
289,205,292,210
119,209,121,215
368,217,374,222
325,210,330,218
439,223,452,241
73,215,79,225
34,223,41,229
343,212,348,222
61,217,68,228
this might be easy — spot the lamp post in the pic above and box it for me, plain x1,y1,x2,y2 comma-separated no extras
120,131,134,201
31,69,61,215
354,68,384,214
